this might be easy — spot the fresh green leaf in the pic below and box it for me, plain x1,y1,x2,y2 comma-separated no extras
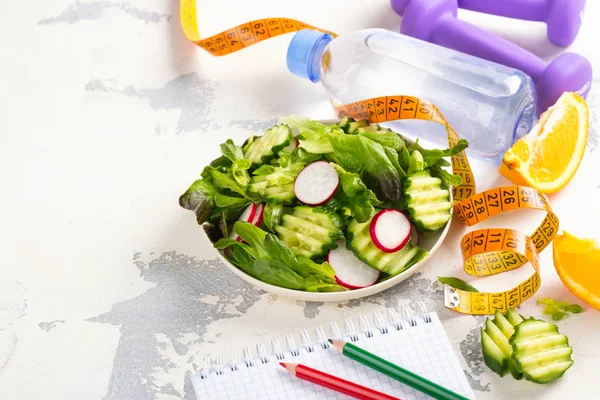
438,277,478,292
315,198,343,214
289,147,321,164
537,297,583,319
265,162,305,186
207,167,247,197
408,139,469,168
429,163,463,188
408,150,425,174
280,115,343,138
331,163,376,223
304,276,347,292
327,132,402,201
253,165,276,176
264,235,336,283
179,179,218,224
238,258,307,290
552,311,567,321
399,145,411,172
213,193,248,208
263,203,283,233
220,139,245,162
359,131,405,151
233,222,268,259
564,304,583,314
232,245,254,266
385,147,407,181
213,238,249,251
231,159,252,187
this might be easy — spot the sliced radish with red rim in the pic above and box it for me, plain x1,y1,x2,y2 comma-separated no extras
251,203,265,227
294,161,339,206
229,203,258,242
328,241,380,289
370,209,411,253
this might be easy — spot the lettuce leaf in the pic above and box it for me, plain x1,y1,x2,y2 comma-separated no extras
220,139,251,187
238,258,306,290
332,163,376,223
359,131,405,151
179,179,218,224
408,139,468,168
217,222,345,291
263,203,283,233
327,132,402,201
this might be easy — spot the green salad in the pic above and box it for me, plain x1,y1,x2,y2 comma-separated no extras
180,117,467,292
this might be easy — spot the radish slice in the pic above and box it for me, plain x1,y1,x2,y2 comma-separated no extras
328,241,380,289
370,209,411,253
284,138,299,152
294,161,339,206
229,203,258,242
411,223,419,246
251,203,265,227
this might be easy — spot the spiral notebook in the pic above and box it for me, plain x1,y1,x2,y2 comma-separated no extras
193,305,474,399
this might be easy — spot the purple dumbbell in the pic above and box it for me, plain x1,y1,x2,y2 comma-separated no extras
391,0,592,115
457,0,586,47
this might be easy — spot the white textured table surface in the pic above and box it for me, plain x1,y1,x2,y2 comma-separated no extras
2,0,600,399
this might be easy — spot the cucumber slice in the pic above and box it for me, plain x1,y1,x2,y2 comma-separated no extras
275,206,343,258
404,170,452,231
357,125,381,133
346,216,428,276
506,308,525,326
481,329,507,377
248,160,304,204
337,116,349,129
345,119,369,134
244,124,293,165
481,309,525,379
510,319,573,384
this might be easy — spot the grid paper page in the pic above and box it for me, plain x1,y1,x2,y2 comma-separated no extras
193,312,474,400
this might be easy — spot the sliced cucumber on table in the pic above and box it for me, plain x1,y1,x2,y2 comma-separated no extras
275,206,343,258
481,309,574,384
244,124,293,165
510,318,573,384
481,310,524,379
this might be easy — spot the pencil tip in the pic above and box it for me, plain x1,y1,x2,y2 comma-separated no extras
329,339,345,352
327,339,333,344
280,362,297,374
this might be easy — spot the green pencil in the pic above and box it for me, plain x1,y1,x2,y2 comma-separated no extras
329,340,469,400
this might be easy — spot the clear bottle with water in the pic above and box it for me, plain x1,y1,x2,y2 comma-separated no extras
286,29,537,163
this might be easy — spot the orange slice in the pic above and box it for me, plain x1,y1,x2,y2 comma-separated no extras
553,231,600,311
499,92,589,193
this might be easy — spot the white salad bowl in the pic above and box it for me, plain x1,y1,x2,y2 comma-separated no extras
205,120,452,302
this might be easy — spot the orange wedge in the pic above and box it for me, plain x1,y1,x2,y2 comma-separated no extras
553,231,600,311
499,92,589,193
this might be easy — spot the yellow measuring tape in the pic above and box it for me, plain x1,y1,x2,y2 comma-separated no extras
180,0,336,55
178,4,559,315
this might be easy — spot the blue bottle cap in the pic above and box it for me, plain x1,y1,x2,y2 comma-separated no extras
287,30,333,83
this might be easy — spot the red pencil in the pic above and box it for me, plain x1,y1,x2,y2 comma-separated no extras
280,362,400,400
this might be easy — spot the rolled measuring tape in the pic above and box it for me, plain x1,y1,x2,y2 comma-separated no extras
178,4,559,315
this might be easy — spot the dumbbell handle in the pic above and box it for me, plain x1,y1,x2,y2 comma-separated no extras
457,0,546,21
425,15,546,80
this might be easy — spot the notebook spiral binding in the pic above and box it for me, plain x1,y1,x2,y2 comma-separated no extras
199,301,432,379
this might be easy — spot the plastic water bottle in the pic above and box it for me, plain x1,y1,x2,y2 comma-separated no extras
286,29,537,163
